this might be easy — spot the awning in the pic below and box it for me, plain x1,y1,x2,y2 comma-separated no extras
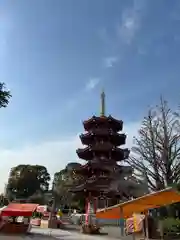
36,205,48,213
1,203,39,217
96,187,180,219
0,206,7,212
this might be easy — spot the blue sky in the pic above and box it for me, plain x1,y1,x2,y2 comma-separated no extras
0,0,180,191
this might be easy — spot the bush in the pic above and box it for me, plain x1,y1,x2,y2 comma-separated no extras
162,217,180,233
32,211,43,219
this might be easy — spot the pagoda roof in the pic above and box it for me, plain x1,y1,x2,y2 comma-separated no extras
74,162,122,175
83,115,123,132
80,131,126,146
76,146,130,161
70,176,113,193
70,175,139,198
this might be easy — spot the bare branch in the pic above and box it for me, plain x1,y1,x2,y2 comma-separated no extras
127,97,180,191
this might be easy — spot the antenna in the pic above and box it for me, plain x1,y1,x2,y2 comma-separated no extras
100,90,105,116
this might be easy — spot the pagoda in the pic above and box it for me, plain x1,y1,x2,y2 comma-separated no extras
71,91,142,213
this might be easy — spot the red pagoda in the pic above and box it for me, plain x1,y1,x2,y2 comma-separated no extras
71,91,141,213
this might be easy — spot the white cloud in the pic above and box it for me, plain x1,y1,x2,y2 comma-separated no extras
117,0,146,45
0,135,82,193
123,121,140,147
0,121,140,193
117,9,140,44
98,0,147,59
104,56,118,68
85,78,100,91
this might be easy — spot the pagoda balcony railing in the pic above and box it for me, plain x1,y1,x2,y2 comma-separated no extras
80,133,127,147
88,129,121,135
90,158,112,164
90,142,114,149
86,174,110,183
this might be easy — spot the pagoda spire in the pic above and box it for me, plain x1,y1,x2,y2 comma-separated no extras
100,90,105,116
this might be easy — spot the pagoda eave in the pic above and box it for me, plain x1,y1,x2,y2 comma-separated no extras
83,115,123,132
74,162,121,176
70,177,114,194
80,132,126,146
76,148,130,161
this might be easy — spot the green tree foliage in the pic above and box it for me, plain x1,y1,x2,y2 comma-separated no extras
127,97,180,191
6,165,50,200
27,191,45,204
0,83,11,108
161,217,180,234
54,162,84,209
53,169,68,205
0,194,9,207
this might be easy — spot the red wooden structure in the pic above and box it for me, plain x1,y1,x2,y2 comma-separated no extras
0,203,38,234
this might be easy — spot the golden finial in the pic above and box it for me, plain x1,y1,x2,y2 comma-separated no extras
100,89,105,116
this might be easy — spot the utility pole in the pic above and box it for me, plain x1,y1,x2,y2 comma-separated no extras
49,181,56,228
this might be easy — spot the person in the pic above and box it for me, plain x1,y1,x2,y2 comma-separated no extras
24,217,29,225
57,209,63,219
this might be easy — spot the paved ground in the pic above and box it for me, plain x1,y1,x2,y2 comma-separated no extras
64,224,128,239
0,234,53,240
30,227,119,240
0,226,130,240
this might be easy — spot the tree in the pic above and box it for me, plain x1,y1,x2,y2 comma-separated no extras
53,169,67,204
6,164,50,200
127,97,180,191
0,83,11,108
0,194,9,207
54,162,84,209
27,190,45,204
